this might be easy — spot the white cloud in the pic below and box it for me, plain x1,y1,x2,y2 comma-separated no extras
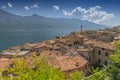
53,5,60,10
63,6,114,24
24,6,29,10
24,3,39,11
31,3,39,8
1,2,13,9
1,6,6,8
8,2,13,8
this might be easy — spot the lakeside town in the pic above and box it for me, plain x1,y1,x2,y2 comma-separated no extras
0,25,120,78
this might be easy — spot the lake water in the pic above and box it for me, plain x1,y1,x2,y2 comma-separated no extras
0,28,81,51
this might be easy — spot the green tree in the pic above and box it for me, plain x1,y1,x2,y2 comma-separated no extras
1,54,66,80
86,69,108,80
106,41,120,80
70,70,83,80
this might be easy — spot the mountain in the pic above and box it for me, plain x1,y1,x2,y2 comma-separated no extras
0,9,108,30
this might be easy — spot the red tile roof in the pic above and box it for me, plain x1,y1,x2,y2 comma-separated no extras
84,40,115,50
47,54,88,71
0,58,12,70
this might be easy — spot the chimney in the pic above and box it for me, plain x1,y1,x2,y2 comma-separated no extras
80,25,83,33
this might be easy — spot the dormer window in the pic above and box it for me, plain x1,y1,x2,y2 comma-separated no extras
75,62,79,67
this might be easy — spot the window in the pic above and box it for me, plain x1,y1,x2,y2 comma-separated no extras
105,52,109,56
50,48,52,51
10,64,14,68
102,48,105,50
81,53,83,57
98,50,101,55
98,59,101,64
89,57,91,62
74,41,79,45
85,65,87,69
68,70,71,72
83,68,84,72
104,61,108,65
36,53,40,56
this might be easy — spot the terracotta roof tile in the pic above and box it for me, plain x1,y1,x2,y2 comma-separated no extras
84,40,115,50
94,41,115,50
47,54,88,71
0,58,12,70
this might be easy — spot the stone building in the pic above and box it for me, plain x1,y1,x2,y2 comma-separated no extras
68,35,84,46
77,48,94,65
77,39,116,66
93,41,115,65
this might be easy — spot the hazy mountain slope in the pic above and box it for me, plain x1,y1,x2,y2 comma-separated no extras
0,9,108,30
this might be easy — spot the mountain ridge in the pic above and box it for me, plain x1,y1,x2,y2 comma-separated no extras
0,9,109,30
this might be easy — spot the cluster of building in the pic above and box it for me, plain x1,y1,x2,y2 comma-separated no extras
0,26,120,77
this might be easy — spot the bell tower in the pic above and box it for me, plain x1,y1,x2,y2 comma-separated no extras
80,25,83,33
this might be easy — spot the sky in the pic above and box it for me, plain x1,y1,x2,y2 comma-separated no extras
0,0,120,26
